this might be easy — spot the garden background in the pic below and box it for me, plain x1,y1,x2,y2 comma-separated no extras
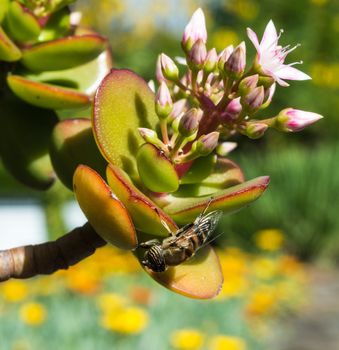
0,0,338,349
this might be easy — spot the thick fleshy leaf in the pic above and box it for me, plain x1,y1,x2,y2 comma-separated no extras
73,165,137,250
158,176,270,225
93,69,159,176
7,75,90,109
136,243,223,299
49,119,107,190
0,26,21,61
21,35,108,71
38,7,71,42
0,0,9,23
180,154,217,184
137,143,179,193
4,1,40,43
0,96,57,190
106,164,178,236
24,50,112,96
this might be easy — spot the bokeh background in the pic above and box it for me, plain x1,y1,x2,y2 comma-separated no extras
0,0,338,349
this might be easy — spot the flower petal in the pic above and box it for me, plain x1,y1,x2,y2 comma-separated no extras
260,20,278,51
275,65,311,81
246,27,260,53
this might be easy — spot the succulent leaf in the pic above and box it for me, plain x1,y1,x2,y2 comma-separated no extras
7,75,90,109
180,154,217,184
73,165,137,250
0,96,57,190
106,164,178,236
0,26,22,61
21,35,108,71
137,143,179,193
0,0,9,23
160,176,270,225
93,69,159,176
50,119,107,190
4,1,41,43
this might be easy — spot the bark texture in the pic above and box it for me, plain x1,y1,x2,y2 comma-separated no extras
0,222,106,282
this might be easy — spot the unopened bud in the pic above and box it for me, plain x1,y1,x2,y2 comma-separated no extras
245,122,268,139
274,108,323,132
188,39,207,70
168,99,188,123
260,83,276,110
156,55,166,83
224,42,246,78
194,132,219,156
242,86,265,112
138,128,165,149
218,45,233,71
179,108,203,137
258,76,275,88
238,74,259,96
182,8,207,52
155,82,173,119
216,142,237,156
220,97,242,123
203,48,218,74
160,53,179,81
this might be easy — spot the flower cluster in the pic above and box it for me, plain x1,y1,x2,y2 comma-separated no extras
140,8,322,165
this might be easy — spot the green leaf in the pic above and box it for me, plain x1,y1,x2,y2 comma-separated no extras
49,119,107,190
106,164,178,237
93,69,159,177
23,50,112,96
159,176,270,225
21,34,108,71
4,1,40,43
7,75,90,109
180,154,217,184
0,95,57,190
137,143,179,193
0,0,9,23
73,165,137,250
0,26,21,61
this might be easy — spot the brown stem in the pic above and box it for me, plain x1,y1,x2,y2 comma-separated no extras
0,222,106,282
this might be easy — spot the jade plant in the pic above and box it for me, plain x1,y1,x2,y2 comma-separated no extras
0,0,111,189
0,8,322,299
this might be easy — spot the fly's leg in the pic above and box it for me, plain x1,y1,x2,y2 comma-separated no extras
195,197,214,224
153,208,174,235
139,239,161,249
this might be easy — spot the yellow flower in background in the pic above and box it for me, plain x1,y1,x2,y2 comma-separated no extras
101,306,149,334
211,29,239,51
66,268,101,295
96,293,128,312
252,257,278,280
20,302,47,326
218,276,248,299
254,229,285,251
209,335,246,350
170,329,205,350
1,280,28,303
225,0,259,20
310,0,328,6
246,285,277,316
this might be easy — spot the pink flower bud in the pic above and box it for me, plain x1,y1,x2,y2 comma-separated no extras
156,55,166,83
188,39,207,69
225,41,246,78
245,122,268,139
155,82,173,119
218,45,234,71
238,74,259,96
182,8,207,52
168,99,188,123
179,108,203,136
160,53,179,81
220,97,242,123
195,132,219,156
275,108,323,132
243,86,265,111
203,48,218,73
216,142,237,156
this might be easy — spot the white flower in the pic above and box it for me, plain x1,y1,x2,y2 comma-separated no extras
247,20,311,86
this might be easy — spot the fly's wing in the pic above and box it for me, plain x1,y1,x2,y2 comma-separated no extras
165,210,223,247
